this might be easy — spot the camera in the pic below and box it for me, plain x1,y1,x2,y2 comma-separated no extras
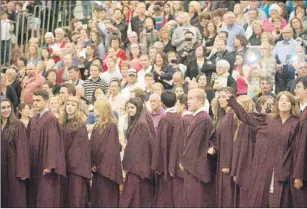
170,59,179,64
265,104,272,114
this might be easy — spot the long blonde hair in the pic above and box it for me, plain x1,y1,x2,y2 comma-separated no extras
272,91,300,119
94,100,117,130
59,96,84,130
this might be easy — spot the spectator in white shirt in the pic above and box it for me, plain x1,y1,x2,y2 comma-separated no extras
137,54,152,88
108,78,126,116
1,11,14,64
100,56,122,84
120,68,144,100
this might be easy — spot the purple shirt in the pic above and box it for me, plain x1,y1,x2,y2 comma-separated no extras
150,108,165,136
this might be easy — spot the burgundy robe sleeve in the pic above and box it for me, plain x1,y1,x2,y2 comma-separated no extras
43,116,66,176
277,120,300,182
15,121,30,178
122,120,153,179
151,117,169,178
219,111,235,169
90,123,123,185
293,117,307,181
228,96,266,127
67,125,92,179
181,114,215,183
168,125,180,176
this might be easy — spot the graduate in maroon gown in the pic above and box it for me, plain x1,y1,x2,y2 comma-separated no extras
227,91,300,208
181,88,217,208
169,94,193,207
27,89,66,207
120,97,154,207
151,90,181,207
214,87,236,208
90,100,123,208
59,96,92,207
130,88,156,138
1,99,30,208
292,77,307,207
230,95,255,208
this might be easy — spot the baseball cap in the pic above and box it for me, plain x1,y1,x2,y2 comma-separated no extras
127,68,137,76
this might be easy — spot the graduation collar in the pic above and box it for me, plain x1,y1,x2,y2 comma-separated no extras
38,107,49,118
182,111,193,117
300,101,307,112
193,107,207,116
165,107,176,114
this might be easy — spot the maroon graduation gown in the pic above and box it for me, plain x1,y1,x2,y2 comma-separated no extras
292,107,307,207
216,110,236,208
151,110,181,207
228,97,300,208
90,122,123,208
143,107,156,138
231,122,255,208
27,111,66,208
181,109,217,208
120,118,154,208
60,122,92,207
1,120,30,208
168,113,194,208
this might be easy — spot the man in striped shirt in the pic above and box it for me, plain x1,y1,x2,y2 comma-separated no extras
83,63,108,103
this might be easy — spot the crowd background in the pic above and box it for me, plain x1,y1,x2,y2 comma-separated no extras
1,0,307,208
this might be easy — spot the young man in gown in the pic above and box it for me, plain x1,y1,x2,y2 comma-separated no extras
181,88,217,207
151,90,181,207
27,89,66,207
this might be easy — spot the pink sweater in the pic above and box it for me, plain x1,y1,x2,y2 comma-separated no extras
263,18,287,32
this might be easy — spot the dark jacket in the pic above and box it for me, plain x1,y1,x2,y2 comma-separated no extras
190,13,199,27
9,79,21,103
152,65,174,89
252,91,276,104
163,41,176,54
131,16,148,35
113,21,128,44
209,50,236,74
2,86,18,109
185,58,216,80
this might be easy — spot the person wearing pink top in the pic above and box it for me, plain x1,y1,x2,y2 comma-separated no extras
263,3,287,32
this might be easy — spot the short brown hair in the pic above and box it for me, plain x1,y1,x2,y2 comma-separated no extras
131,88,146,103
61,83,76,96
33,89,49,101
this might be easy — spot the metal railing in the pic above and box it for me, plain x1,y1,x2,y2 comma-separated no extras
0,1,87,70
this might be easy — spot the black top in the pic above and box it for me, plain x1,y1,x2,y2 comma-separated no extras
185,58,215,80
9,79,21,103
163,41,176,54
1,86,18,110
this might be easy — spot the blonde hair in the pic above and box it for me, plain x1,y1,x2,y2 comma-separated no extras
152,83,164,91
188,88,206,105
5,68,17,81
252,20,264,33
189,1,201,13
237,95,254,113
58,96,84,130
261,32,274,46
94,100,117,130
272,91,300,118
